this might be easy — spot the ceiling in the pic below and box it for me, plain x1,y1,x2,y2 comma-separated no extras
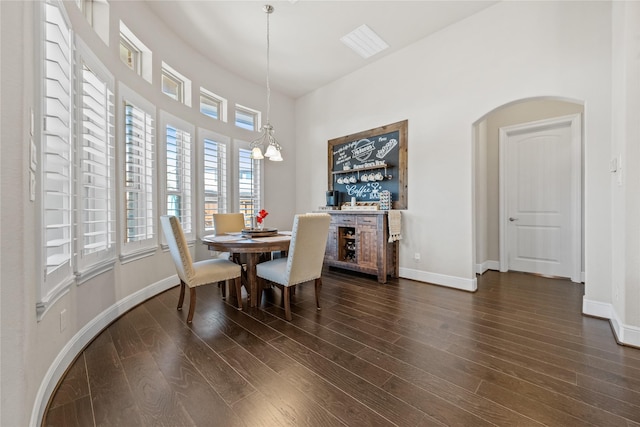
144,1,498,98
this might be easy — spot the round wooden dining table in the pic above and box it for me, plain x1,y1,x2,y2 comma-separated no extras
202,232,291,308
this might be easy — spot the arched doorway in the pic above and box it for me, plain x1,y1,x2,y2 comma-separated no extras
473,97,584,282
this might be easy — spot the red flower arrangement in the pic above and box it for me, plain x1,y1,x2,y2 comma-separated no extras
256,209,269,224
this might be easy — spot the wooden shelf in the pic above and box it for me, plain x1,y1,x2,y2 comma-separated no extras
332,163,392,175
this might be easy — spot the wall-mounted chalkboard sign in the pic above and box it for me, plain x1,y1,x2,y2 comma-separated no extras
328,120,407,209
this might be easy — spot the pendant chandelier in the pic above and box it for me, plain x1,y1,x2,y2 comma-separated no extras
250,4,283,161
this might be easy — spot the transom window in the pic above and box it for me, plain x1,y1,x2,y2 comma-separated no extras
119,21,152,83
235,104,260,131
200,88,226,121
161,70,182,102
161,62,191,106
119,35,139,73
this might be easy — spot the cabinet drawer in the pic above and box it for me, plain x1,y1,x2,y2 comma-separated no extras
357,216,378,226
332,215,356,226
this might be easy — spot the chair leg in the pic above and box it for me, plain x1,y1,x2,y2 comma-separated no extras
257,277,265,307
314,278,322,311
177,280,186,311
279,284,285,308
187,287,196,323
219,281,226,299
283,286,292,321
234,277,242,310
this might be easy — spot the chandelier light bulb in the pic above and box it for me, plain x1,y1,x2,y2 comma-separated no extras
250,146,264,160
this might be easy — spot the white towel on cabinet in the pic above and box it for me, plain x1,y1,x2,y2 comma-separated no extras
388,210,402,242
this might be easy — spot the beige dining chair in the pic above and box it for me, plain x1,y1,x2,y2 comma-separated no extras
255,213,331,321
160,215,243,323
212,213,246,263
213,213,246,235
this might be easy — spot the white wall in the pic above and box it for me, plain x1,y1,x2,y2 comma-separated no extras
0,1,296,426
295,2,613,293
608,0,640,344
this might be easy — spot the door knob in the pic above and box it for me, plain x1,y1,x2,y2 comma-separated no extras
509,217,518,222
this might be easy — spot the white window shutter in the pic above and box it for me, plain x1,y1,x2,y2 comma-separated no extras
40,0,74,313
165,124,193,236
203,137,228,232
76,56,116,276
123,101,155,247
238,147,261,227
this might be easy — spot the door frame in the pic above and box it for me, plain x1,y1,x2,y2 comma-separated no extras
498,113,582,282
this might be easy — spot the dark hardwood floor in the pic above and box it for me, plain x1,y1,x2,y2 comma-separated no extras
44,269,640,426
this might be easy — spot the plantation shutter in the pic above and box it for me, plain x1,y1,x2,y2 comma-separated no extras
238,147,261,228
77,60,115,273
124,101,155,246
203,137,227,231
166,125,192,236
41,0,74,308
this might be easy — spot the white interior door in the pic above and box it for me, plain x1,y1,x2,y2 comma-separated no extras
499,115,581,282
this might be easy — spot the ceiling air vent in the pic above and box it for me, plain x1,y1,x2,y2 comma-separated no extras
340,24,389,59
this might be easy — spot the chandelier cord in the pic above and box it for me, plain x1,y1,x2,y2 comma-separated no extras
265,6,271,126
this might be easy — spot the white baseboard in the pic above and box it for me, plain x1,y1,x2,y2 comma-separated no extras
582,297,612,319
399,267,477,292
609,307,640,347
475,260,500,275
30,275,178,427
582,297,640,348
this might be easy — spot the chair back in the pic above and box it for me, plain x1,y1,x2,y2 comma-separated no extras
160,215,194,284
213,213,246,235
285,213,331,285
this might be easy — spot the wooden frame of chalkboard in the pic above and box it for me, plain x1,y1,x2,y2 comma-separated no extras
328,120,407,209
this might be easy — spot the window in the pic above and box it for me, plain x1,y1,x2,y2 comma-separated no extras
76,41,116,279
39,0,74,316
119,21,152,83
161,70,182,102
161,114,194,240
121,86,156,258
238,147,261,228
235,104,260,131
161,62,192,106
77,0,92,24
76,0,109,45
201,131,229,232
200,88,226,121
119,35,139,73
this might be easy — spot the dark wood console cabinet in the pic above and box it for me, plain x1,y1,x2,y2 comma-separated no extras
323,211,399,283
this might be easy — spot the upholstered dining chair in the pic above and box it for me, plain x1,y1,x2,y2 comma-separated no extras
255,213,331,321
213,213,246,235
160,215,243,323
212,213,246,262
